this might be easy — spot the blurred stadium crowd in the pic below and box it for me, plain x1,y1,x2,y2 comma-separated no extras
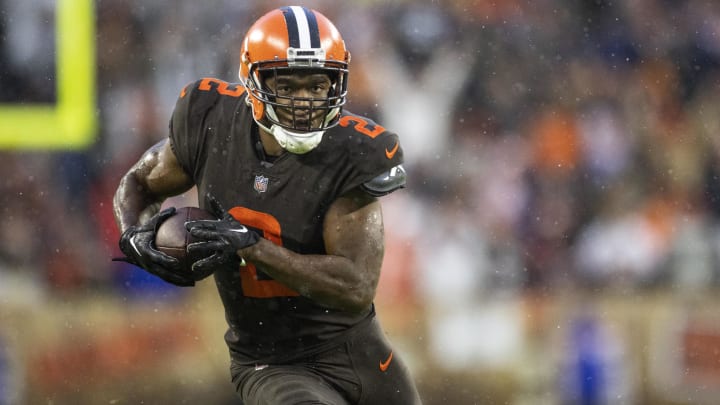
2,0,720,404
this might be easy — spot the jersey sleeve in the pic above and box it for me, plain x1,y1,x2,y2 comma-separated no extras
338,114,406,196
168,79,220,182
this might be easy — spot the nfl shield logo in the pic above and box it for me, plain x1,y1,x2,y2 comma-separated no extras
254,175,269,193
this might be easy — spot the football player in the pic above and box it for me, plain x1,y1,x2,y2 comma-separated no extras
113,6,421,405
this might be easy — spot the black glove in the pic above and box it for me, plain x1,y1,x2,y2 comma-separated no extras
186,195,260,275
114,207,195,287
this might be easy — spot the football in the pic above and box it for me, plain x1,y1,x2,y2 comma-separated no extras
155,206,217,276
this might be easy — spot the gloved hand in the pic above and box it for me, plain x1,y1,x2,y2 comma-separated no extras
113,207,195,287
186,195,260,274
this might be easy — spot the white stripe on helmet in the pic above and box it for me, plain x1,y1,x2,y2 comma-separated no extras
290,6,312,49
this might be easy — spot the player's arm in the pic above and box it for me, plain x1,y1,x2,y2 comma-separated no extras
257,189,382,312
112,138,197,286
113,138,194,232
188,188,384,313
246,188,383,312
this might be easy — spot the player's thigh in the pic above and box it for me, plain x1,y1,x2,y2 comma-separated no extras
347,319,422,405
231,363,351,405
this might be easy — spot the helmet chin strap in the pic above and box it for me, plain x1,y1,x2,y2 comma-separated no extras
254,105,339,154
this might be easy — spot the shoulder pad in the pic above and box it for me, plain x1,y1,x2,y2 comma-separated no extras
361,165,407,197
175,78,246,112
186,78,246,99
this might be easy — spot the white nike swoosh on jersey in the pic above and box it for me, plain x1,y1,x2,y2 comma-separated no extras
229,227,248,233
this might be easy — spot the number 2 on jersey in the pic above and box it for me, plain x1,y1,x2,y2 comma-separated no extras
229,206,300,298
339,116,385,138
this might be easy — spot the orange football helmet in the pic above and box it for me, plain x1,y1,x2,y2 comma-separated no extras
239,6,351,153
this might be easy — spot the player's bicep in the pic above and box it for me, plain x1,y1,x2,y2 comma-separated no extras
127,138,192,199
323,188,385,275
114,139,194,231
144,138,194,196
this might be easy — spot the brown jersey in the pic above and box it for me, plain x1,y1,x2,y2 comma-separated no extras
168,78,404,363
